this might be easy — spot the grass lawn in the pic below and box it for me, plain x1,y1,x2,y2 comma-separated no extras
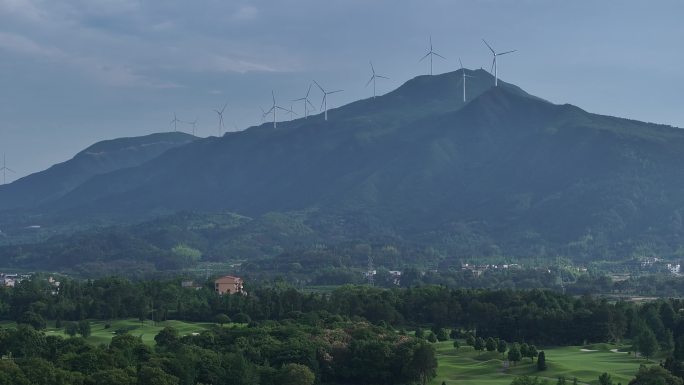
4,319,228,346
431,341,650,385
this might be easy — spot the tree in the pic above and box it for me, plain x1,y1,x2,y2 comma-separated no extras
557,377,566,385
510,376,550,385
17,311,46,330
628,364,683,385
436,328,449,342
427,332,437,343
415,328,425,339
521,343,530,359
87,368,136,385
138,365,180,385
277,364,315,385
214,313,231,326
78,320,91,338
528,345,538,362
486,337,497,352
154,327,179,348
508,343,522,365
537,351,547,371
64,322,78,337
498,339,508,358
466,334,475,346
599,372,613,385
635,329,659,360
233,313,251,324
453,340,460,350
474,337,485,352
411,342,438,385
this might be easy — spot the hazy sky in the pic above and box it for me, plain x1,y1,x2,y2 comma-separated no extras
1,0,683,180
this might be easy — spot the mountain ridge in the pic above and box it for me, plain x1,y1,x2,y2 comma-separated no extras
4,70,684,265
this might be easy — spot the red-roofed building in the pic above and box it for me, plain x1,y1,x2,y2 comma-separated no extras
214,275,244,295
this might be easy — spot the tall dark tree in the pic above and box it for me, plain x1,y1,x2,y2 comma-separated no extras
536,351,547,371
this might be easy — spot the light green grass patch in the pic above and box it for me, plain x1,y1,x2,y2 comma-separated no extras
431,341,649,385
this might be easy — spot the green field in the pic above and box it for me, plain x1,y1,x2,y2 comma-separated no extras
431,341,649,385
2,319,220,346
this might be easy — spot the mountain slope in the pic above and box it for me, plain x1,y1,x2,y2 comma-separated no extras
6,70,684,261
0,132,196,211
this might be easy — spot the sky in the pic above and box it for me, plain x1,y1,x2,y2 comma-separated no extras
1,0,684,180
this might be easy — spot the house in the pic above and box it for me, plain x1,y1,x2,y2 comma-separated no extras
214,275,244,295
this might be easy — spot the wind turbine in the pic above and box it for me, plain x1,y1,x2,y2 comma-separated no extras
213,103,227,136
0,154,15,185
293,84,316,119
263,90,293,128
419,36,446,76
459,58,475,102
482,39,516,87
284,103,298,121
314,80,343,121
187,119,198,136
366,61,389,98
170,112,181,132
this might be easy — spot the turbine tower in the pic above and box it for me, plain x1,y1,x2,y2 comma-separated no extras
213,103,227,136
314,80,343,121
284,103,298,121
482,39,516,87
459,58,475,102
170,112,181,132
187,119,198,136
0,154,15,185
419,36,446,76
366,61,389,98
293,84,316,119
263,90,293,128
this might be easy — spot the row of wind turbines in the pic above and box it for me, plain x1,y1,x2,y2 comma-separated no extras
162,37,512,136
0,38,515,186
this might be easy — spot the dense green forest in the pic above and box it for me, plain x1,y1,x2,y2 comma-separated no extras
5,277,684,383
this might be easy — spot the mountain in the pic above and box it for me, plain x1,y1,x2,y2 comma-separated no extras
0,132,196,211
5,69,684,266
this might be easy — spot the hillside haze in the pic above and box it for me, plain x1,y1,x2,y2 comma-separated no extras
0,132,196,211
4,69,684,265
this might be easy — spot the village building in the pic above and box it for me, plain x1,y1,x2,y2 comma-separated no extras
214,275,244,295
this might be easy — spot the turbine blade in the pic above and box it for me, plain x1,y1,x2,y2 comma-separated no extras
490,57,496,73
459,58,464,69
370,61,375,74
313,80,325,93
307,99,316,110
482,39,495,54
320,95,326,111
328,90,343,94
433,52,446,60
497,50,517,55
419,52,431,62
293,97,306,101
377,75,389,79
306,83,312,97
365,76,374,87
